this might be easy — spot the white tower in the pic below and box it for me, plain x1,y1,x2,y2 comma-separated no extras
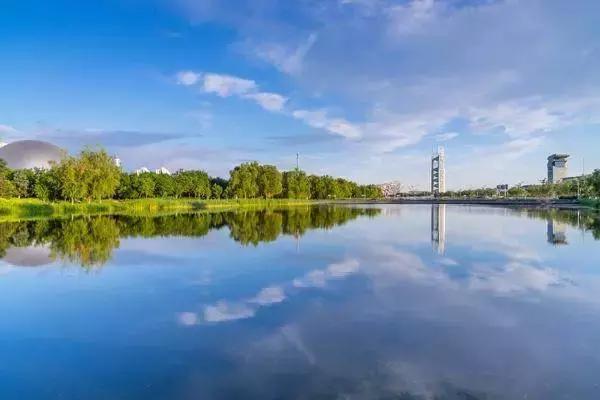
431,146,446,195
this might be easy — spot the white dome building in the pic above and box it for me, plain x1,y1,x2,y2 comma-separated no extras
0,140,65,169
2,246,54,267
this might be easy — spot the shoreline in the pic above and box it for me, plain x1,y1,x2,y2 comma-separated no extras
0,197,597,221
0,198,324,221
335,198,600,210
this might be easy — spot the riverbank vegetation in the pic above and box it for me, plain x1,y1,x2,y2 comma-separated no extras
0,198,325,220
0,149,382,207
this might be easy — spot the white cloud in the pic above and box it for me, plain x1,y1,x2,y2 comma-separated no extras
173,0,600,188
202,73,257,97
468,261,565,295
200,258,360,324
292,109,362,139
361,108,454,152
177,70,363,139
439,257,459,266
177,312,199,326
0,124,17,135
204,301,255,322
469,100,561,137
176,70,201,86
253,33,318,75
327,259,360,277
386,0,439,36
293,270,328,288
250,286,286,305
435,132,459,142
293,258,361,288
243,92,287,112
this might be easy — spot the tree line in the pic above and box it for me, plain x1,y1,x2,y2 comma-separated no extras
439,173,600,199
0,149,382,202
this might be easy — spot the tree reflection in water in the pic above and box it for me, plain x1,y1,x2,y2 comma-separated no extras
0,206,381,268
1,206,597,269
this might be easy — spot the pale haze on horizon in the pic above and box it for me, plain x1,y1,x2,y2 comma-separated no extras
1,0,599,190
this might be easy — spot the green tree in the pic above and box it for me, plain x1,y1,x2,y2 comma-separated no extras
54,156,86,203
211,183,223,199
508,185,527,198
137,173,156,198
153,173,175,197
173,170,191,198
11,170,31,198
33,169,60,201
228,162,260,198
189,171,211,198
589,169,600,196
309,175,326,199
0,175,16,198
79,149,121,201
282,169,310,199
258,164,282,198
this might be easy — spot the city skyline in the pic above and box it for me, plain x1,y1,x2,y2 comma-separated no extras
1,1,600,189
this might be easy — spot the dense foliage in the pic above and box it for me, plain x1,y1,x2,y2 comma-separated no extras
0,150,382,201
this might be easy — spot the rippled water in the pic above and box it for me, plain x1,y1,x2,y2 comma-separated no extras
1,205,599,399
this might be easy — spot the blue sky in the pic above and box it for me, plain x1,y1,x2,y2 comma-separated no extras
1,0,599,189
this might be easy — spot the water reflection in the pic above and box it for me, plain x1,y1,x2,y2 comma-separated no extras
429,205,600,251
431,204,446,254
547,218,568,245
0,206,380,268
1,205,600,399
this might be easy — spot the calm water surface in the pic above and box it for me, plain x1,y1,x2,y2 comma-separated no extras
1,205,600,399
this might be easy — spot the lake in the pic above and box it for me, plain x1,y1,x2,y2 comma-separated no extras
1,205,599,399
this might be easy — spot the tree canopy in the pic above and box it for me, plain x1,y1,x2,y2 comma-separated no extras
0,150,382,201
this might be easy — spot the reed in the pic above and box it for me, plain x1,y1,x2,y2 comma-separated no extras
0,198,321,220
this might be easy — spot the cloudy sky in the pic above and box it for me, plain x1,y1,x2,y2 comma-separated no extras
1,0,599,189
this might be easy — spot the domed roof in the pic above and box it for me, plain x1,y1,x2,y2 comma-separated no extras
0,140,65,169
2,245,54,267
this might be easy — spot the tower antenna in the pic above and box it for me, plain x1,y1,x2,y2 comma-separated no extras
296,152,299,170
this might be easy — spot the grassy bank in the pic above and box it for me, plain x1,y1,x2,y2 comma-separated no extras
579,198,600,210
0,198,321,220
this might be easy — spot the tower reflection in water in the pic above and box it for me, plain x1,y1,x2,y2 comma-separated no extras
547,218,568,245
431,203,446,255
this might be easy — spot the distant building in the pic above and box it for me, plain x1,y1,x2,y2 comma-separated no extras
113,156,121,168
135,167,151,175
134,166,171,175
496,184,509,196
562,174,590,183
155,166,171,175
547,154,569,184
431,146,446,195
378,181,403,198
0,140,65,169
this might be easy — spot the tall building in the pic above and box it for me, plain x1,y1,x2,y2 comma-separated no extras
547,154,569,184
431,146,446,195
